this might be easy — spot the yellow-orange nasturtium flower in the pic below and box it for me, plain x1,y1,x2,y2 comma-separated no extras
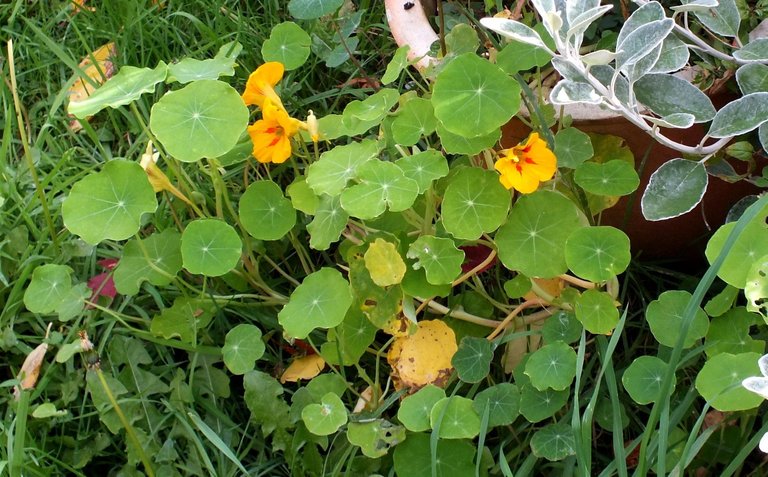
241,62,284,109
247,99,302,164
494,132,557,194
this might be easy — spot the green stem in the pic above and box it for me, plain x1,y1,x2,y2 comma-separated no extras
10,390,30,477
5,40,59,252
94,368,155,477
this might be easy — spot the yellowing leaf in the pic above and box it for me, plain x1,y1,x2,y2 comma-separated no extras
14,342,49,400
68,42,117,105
387,320,457,391
364,238,406,287
280,354,327,383
525,277,565,302
67,42,117,131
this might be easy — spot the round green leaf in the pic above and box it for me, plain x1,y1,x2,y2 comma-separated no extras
340,160,419,219
503,274,532,299
555,127,594,168
181,219,242,277
306,140,379,196
278,267,353,339
261,22,311,70
541,310,583,344
695,352,763,411
393,433,475,477
436,121,501,155
113,229,183,295
288,0,343,19
530,423,576,461
149,80,248,162
301,392,348,436
520,384,569,423
150,297,216,343
239,181,296,241
706,307,763,358
430,396,481,439
23,264,73,314
472,383,520,428
574,160,640,196
407,236,465,285
392,98,437,146
397,385,446,432
32,403,68,419
347,420,405,458
222,324,265,375
441,167,510,240
496,190,586,278
705,204,768,288
307,195,349,251
646,290,709,349
452,336,494,383
524,341,578,391
622,355,675,404
343,89,399,124
320,309,377,366
432,53,519,137
286,177,319,215
63,160,157,245
595,397,629,431
574,289,620,335
565,226,631,282
641,159,708,221
395,149,449,193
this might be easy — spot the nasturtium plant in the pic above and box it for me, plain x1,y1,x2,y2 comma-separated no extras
222,324,265,375
441,167,510,240
149,80,249,162
306,139,379,196
565,226,631,282
530,423,576,461
695,352,763,411
430,396,481,439
574,160,640,196
347,420,405,458
554,127,594,168
150,297,217,344
63,160,157,245
392,98,437,146
397,385,446,432
705,307,763,358
452,336,494,383
278,268,353,339
301,392,348,436
520,385,570,423
180,219,242,277
706,204,768,288
472,383,520,428
340,160,419,219
395,149,448,193
524,341,578,391
622,355,675,404
23,264,73,314
239,181,296,241
363,238,406,287
393,433,476,477
646,290,709,349
497,190,586,278
432,53,520,137
167,41,242,83
113,229,183,295
407,236,465,285
261,22,311,70
574,289,620,335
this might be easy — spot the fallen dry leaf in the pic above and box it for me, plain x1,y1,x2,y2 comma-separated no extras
387,319,457,392
280,354,326,383
525,277,565,302
13,324,52,399
67,42,117,131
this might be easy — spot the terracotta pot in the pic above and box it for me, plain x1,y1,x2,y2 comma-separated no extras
501,111,759,261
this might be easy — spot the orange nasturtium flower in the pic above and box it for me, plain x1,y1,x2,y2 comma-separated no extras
242,62,285,109
494,132,557,194
247,99,302,164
